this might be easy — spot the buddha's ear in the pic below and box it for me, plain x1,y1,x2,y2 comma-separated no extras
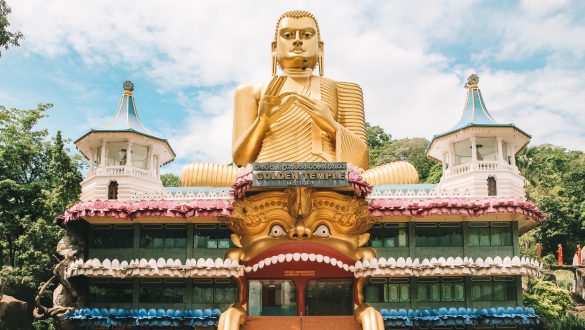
271,41,277,56
231,234,243,248
358,233,370,247
318,41,324,57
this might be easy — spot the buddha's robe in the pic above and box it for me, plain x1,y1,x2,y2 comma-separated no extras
253,76,369,169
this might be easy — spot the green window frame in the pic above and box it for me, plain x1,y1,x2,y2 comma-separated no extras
139,279,185,303
90,224,133,249
194,224,234,249
140,224,187,248
369,223,408,248
364,278,410,303
192,279,239,305
89,279,133,303
468,222,512,247
417,277,464,302
471,276,515,301
415,223,463,247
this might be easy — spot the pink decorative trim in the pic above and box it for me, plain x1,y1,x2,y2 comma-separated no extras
368,197,544,222
59,199,233,225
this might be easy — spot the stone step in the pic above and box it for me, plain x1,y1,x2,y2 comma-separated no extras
241,316,360,330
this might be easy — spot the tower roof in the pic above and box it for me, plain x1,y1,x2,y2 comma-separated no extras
75,81,175,163
431,74,531,141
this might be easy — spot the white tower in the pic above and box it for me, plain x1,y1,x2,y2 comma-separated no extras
427,74,530,198
75,81,175,201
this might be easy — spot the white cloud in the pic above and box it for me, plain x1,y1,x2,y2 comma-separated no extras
6,0,585,169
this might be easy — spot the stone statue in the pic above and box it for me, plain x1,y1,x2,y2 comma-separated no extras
181,10,419,186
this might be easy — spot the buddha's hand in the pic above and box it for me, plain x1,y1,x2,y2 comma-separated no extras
258,75,292,122
218,304,247,330
292,93,338,136
354,304,385,330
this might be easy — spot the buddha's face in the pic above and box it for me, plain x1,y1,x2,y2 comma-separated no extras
273,17,322,71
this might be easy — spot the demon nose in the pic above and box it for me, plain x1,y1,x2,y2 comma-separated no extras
289,224,311,239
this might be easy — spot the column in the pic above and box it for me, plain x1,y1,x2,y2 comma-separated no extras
89,152,95,171
497,137,504,162
100,141,107,167
470,137,477,170
442,152,447,173
448,143,455,173
146,146,152,172
126,140,133,168
511,146,517,167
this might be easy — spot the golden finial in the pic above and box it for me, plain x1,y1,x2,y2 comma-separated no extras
123,80,134,95
464,74,479,89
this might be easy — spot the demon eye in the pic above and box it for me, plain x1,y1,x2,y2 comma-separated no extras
269,224,287,238
313,224,331,238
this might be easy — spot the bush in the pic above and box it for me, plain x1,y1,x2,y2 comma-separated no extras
546,314,585,330
524,278,572,321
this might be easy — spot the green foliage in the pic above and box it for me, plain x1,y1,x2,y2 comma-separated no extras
0,104,82,319
365,123,439,182
517,145,585,262
0,0,23,56
160,173,181,187
546,314,585,330
524,279,572,322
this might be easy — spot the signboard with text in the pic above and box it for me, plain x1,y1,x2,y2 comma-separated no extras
252,162,349,188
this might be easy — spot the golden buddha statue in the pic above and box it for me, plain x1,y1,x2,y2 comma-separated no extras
181,10,418,187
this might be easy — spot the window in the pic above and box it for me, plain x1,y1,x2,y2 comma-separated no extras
454,140,472,165
140,224,187,248
108,181,118,200
107,142,128,166
487,176,497,196
475,138,497,161
417,278,464,303
468,222,512,247
95,146,102,167
415,223,462,247
365,278,410,303
194,224,233,249
471,276,516,301
90,225,133,248
369,223,408,248
132,144,148,170
89,279,132,303
192,279,238,306
139,279,185,303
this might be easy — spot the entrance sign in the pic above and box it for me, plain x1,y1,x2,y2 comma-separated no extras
253,162,349,188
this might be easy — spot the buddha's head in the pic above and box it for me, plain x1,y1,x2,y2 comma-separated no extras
224,188,376,266
272,10,324,75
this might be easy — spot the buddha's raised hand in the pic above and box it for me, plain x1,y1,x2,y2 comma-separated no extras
290,93,338,137
258,75,289,122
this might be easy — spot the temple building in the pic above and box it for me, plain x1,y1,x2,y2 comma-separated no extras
36,10,544,330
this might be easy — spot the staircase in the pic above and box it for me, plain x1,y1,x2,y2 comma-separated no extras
241,316,360,330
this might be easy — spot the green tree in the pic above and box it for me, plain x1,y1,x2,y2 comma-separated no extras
0,0,23,56
366,122,391,166
160,173,181,187
517,145,585,262
375,137,439,182
0,104,82,323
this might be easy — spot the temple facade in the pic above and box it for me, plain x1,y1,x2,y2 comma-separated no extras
42,76,544,329
37,11,544,330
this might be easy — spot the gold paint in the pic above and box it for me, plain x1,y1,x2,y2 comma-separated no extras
222,188,377,262
363,161,420,185
231,10,369,169
180,162,239,187
181,10,420,188
354,304,385,330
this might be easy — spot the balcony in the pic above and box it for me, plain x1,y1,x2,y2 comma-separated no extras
446,161,518,178
87,165,152,178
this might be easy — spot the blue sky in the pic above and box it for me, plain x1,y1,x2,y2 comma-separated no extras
1,0,584,174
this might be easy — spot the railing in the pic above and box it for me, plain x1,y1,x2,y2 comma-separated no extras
446,161,518,177
106,166,126,175
88,166,154,178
